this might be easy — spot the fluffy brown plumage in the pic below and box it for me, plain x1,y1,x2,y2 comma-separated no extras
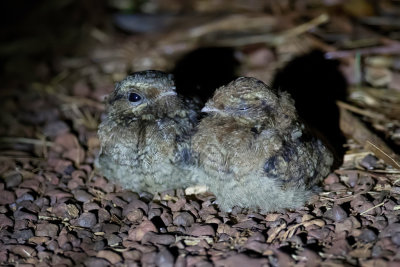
96,70,199,194
192,77,333,212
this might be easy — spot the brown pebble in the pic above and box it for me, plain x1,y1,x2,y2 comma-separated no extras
98,208,111,222
0,190,16,205
0,214,13,228
97,250,122,264
247,232,266,243
11,245,37,257
12,229,34,242
73,189,94,203
233,219,264,230
173,212,195,227
324,173,339,185
142,232,176,245
76,212,97,228
51,253,73,265
20,179,40,191
128,219,157,241
29,236,50,245
358,228,377,243
122,249,142,261
215,253,268,266
360,154,379,170
391,233,400,246
14,210,38,221
102,223,120,234
43,120,70,137
83,202,101,212
244,241,270,254
36,223,59,237
111,196,128,208
187,224,215,237
119,191,139,202
105,233,122,246
379,223,400,238
324,205,347,222
127,209,144,222
45,189,73,203
123,199,149,216
4,172,23,188
155,248,174,267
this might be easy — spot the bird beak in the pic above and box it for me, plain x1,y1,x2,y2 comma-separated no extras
201,106,220,113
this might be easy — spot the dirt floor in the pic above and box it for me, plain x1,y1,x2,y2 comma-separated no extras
1,0,400,266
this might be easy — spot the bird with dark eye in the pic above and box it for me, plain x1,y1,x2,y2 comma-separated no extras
128,92,142,103
192,77,333,212
95,70,201,194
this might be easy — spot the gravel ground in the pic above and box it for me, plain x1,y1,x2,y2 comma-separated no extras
0,91,400,266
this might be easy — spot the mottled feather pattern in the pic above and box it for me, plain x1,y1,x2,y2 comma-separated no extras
96,70,199,193
192,77,333,211
96,72,333,212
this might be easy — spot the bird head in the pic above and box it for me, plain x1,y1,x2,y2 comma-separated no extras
201,77,280,121
106,70,181,119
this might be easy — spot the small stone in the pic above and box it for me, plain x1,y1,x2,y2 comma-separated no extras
122,199,149,216
102,223,120,234
324,205,347,222
391,233,400,246
324,173,339,185
43,120,70,137
36,223,59,237
142,232,176,245
119,191,139,202
122,250,142,261
0,214,13,228
187,224,215,237
73,190,94,203
155,248,174,267
379,223,400,238
358,228,377,243
12,229,34,242
76,212,97,228
247,232,266,243
84,257,110,267
173,212,195,227
98,208,111,222
126,209,144,222
4,172,22,188
83,202,101,212
215,253,268,266
29,236,50,245
14,210,38,221
360,154,379,170
128,219,157,241
105,233,122,246
97,250,122,264
11,245,37,258
0,190,15,205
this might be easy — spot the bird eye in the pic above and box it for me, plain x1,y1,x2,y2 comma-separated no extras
128,92,142,103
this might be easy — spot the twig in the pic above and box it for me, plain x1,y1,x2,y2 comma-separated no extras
365,141,400,170
207,13,329,47
337,101,386,121
325,42,400,59
359,201,385,215
0,137,54,147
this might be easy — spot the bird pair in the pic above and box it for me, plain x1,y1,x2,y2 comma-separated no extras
96,70,333,212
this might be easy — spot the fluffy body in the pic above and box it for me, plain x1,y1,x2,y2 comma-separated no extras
192,77,333,212
96,70,198,193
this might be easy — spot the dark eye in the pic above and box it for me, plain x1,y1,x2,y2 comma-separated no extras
128,92,142,103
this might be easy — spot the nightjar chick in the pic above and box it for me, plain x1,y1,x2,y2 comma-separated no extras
192,77,333,212
96,70,199,194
